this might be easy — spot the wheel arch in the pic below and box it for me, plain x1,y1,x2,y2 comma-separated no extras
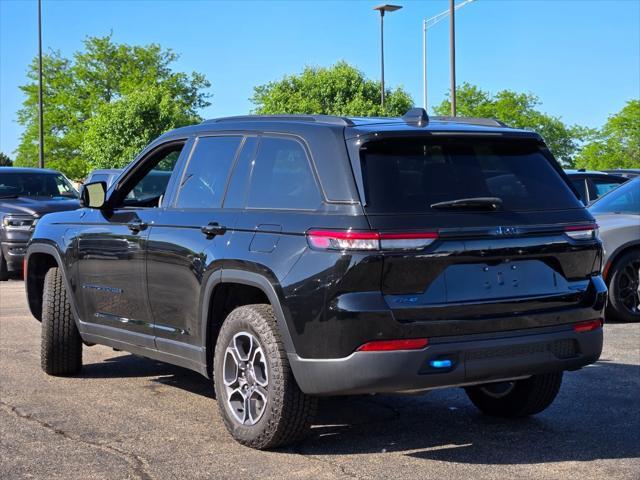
25,243,79,323
603,240,640,282
200,268,297,379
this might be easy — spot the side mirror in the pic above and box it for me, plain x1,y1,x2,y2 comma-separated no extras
79,181,107,209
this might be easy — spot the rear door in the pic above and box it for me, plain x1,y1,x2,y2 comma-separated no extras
355,135,601,328
146,134,247,353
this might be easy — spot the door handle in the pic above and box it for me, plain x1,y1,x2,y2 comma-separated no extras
127,220,148,233
201,222,227,238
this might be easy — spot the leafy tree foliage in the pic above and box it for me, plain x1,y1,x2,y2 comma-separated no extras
14,35,210,178
82,85,199,169
251,61,413,117
575,100,640,170
434,83,588,166
0,152,12,166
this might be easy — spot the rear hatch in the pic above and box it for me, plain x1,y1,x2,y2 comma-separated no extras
353,134,601,326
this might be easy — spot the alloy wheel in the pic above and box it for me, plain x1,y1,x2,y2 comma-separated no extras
617,257,640,315
479,381,516,399
222,331,269,425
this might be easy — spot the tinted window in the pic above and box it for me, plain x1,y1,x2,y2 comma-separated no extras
176,136,242,209
247,137,321,209
591,177,626,198
589,178,640,215
224,137,257,208
119,145,183,208
360,138,582,214
0,171,78,198
570,178,587,204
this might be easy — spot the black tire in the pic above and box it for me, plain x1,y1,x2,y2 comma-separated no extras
213,304,317,449
606,250,640,323
465,372,563,418
41,267,82,375
0,250,8,281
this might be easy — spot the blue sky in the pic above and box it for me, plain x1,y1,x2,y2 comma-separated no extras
1,0,639,157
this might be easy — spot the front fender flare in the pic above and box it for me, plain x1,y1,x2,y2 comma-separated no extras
26,243,83,330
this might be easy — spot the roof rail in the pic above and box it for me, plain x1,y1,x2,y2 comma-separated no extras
431,116,508,128
202,114,354,127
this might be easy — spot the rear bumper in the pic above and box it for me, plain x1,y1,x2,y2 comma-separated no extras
289,324,602,395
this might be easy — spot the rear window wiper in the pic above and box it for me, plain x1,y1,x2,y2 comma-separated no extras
430,197,503,211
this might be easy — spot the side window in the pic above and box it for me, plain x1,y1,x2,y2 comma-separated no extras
175,136,242,209
247,137,321,210
224,137,258,208
570,178,588,204
591,177,625,198
116,144,183,208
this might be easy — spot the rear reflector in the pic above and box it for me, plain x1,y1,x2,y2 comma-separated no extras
573,319,603,333
564,223,598,241
307,229,438,251
357,338,429,352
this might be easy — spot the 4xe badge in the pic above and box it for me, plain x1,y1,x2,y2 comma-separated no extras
494,226,520,236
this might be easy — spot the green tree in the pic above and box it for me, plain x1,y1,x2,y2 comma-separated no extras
14,35,210,178
0,152,12,166
82,85,199,169
251,61,413,117
575,100,640,170
434,83,588,166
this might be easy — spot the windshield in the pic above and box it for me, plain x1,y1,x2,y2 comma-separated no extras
0,171,78,199
359,137,582,214
589,178,640,215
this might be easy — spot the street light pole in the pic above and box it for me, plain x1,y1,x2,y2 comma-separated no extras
37,0,44,168
373,4,402,110
449,0,456,117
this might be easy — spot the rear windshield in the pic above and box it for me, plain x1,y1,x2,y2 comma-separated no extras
360,137,582,214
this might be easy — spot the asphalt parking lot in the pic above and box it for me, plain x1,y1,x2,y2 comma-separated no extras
1,278,639,479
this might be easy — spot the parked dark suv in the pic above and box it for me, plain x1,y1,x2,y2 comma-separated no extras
25,110,606,449
1,167,79,280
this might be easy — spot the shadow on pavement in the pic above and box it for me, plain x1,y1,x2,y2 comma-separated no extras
81,353,215,398
300,359,640,464
81,353,639,464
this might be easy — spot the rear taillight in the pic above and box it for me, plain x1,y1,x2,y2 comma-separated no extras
573,319,603,333
357,338,429,352
564,223,599,241
307,229,438,251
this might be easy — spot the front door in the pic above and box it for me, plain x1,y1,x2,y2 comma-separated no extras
75,141,187,347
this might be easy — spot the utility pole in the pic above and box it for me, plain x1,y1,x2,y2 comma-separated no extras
422,18,427,110
380,10,385,108
422,0,475,111
38,0,44,168
449,0,456,117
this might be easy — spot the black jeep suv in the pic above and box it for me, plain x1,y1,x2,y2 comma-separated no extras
25,110,606,449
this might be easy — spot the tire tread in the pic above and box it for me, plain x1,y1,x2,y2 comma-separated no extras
466,372,563,418
41,267,82,375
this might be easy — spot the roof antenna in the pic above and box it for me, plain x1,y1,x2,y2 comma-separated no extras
402,107,429,127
